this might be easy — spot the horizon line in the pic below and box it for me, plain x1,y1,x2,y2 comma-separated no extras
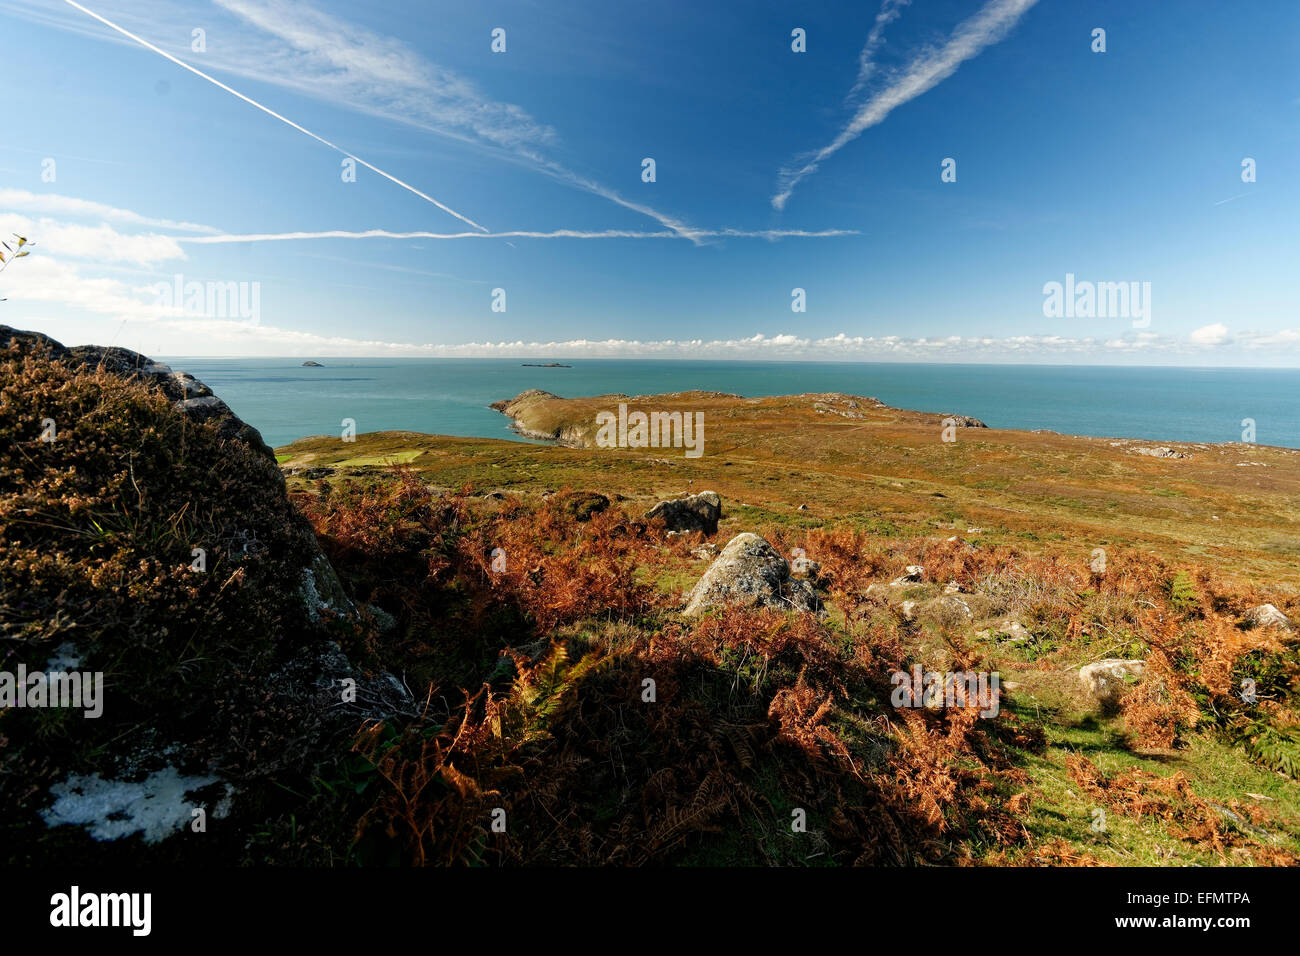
151,354,1300,371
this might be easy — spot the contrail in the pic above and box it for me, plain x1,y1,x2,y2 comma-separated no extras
774,0,1038,209
174,227,861,243
848,0,912,100
61,0,488,233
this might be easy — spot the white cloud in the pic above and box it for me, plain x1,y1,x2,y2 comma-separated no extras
0,188,216,232
775,0,1039,209
1189,322,1230,345
1,255,177,319
146,328,1300,360
0,214,185,266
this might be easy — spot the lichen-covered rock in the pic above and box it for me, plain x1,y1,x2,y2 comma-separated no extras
942,414,987,428
1242,604,1294,631
977,619,1032,643
683,532,822,616
0,325,397,861
645,490,722,534
1079,659,1146,707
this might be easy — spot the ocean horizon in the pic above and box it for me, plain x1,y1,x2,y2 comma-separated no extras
157,358,1300,451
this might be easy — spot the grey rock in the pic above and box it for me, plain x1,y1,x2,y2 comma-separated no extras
1242,604,1294,631
683,532,822,616
1079,659,1146,707
890,565,925,586
645,490,722,534
978,619,1032,643
363,603,399,635
1133,446,1187,459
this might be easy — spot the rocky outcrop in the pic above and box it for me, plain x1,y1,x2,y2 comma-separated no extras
645,490,722,534
1133,446,1187,459
0,326,399,858
2,326,275,460
977,619,1033,644
683,532,822,616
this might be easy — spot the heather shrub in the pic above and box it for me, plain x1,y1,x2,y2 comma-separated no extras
0,343,337,857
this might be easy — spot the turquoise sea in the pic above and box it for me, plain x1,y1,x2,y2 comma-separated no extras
158,359,1300,451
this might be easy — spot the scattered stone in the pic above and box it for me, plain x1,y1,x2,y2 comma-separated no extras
797,504,808,511
900,600,917,622
890,565,925,586
1242,604,1294,631
645,490,722,534
942,581,965,595
791,557,820,578
683,532,822,616
690,543,718,561
1079,659,1146,707
978,619,1032,643
1133,446,1187,459
924,595,972,619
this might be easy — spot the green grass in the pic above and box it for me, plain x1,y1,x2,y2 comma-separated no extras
334,449,423,467
1009,721,1300,866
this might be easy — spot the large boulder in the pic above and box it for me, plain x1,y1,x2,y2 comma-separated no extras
683,532,821,616
645,490,722,534
0,326,404,861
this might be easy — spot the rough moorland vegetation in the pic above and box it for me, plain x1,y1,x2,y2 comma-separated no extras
3,335,1297,865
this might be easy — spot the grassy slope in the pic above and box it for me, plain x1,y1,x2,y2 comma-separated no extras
278,391,1300,864
280,391,1300,589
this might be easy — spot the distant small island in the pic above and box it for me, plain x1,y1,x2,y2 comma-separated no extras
302,360,324,367
521,362,571,368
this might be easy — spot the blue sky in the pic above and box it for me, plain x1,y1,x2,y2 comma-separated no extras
1,0,1297,363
